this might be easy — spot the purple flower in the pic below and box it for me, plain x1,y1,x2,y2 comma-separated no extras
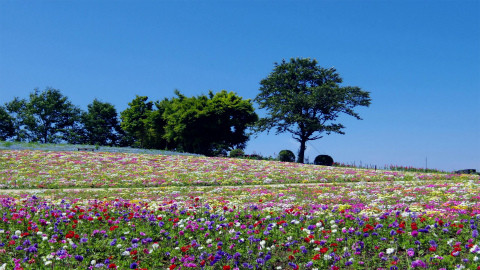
75,255,84,262
407,248,415,257
411,259,426,268
130,262,137,269
473,229,478,238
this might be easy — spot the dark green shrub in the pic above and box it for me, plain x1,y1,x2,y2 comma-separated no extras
278,150,295,162
314,155,334,166
229,149,245,158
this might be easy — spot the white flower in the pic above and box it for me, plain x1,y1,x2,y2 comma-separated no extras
44,261,52,266
0,230,4,234
42,237,48,241
15,230,21,236
121,251,129,256
152,243,159,249
473,256,478,262
324,254,332,260
116,244,122,248
386,248,395,254
0,263,6,270
91,260,96,265
206,239,212,244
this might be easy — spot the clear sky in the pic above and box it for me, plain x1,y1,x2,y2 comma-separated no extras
1,0,479,172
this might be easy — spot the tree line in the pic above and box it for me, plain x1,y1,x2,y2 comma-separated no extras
0,88,257,157
0,58,371,162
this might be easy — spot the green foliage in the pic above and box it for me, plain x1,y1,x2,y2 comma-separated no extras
0,105,15,140
229,148,245,158
81,99,123,146
278,149,295,162
162,90,258,156
120,96,153,148
10,88,82,143
4,97,28,141
255,58,371,163
314,155,334,166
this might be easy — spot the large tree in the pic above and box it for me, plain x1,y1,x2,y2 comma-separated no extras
255,58,371,163
120,95,153,148
163,90,258,156
21,88,82,143
3,97,28,141
0,105,15,140
81,99,123,146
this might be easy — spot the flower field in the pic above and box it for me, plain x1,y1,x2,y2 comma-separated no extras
0,150,479,269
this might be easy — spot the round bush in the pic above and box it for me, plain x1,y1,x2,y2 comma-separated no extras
229,149,245,158
278,150,295,162
314,155,334,166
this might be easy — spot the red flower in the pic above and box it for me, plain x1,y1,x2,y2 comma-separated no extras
429,246,437,252
223,266,231,270
169,265,176,270
320,247,328,253
288,255,295,260
411,222,418,230
304,237,310,243
108,263,117,268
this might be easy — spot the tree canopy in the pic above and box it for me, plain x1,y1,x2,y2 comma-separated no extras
81,99,123,146
255,58,371,163
162,90,258,156
8,88,82,143
0,105,15,141
119,95,153,148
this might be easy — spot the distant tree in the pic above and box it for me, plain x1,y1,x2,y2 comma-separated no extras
163,90,258,156
255,58,371,163
81,99,122,146
314,154,334,166
0,105,15,140
3,97,28,141
19,88,82,143
133,98,169,150
278,149,295,162
120,95,153,148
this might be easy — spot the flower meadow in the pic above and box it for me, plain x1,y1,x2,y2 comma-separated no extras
0,150,479,269
1,151,478,189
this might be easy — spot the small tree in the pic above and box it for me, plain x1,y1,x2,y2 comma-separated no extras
314,155,334,166
255,58,371,163
278,150,295,162
229,149,245,158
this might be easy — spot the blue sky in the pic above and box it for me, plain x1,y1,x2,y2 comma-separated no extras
1,0,479,172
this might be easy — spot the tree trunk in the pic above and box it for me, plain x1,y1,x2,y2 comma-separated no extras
297,137,307,163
